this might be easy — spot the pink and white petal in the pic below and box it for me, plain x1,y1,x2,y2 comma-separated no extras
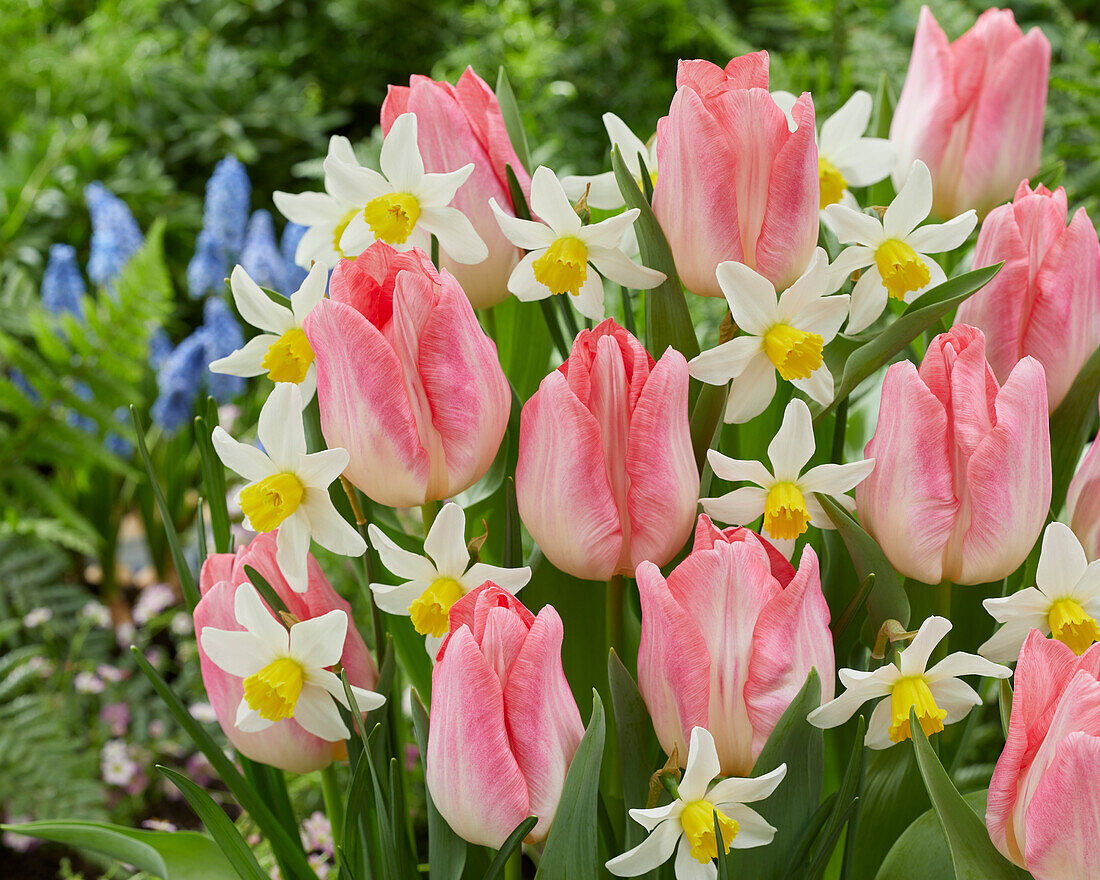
424,502,469,578
419,206,489,265
715,260,778,336
906,212,978,254
530,165,582,235
209,334,277,377
700,486,768,527
883,161,933,240
212,428,274,483
689,336,764,385
723,354,777,423
293,687,349,742
605,819,682,876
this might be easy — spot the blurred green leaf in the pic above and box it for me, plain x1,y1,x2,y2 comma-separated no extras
495,67,532,174
1050,344,1100,512
608,650,658,854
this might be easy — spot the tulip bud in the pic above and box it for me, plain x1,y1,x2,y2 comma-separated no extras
637,515,834,776
382,68,532,308
856,325,1051,585
956,182,1100,411
653,51,819,296
891,6,1051,219
1068,395,1100,561
304,242,511,508
516,319,698,581
986,631,1100,879
427,584,583,846
194,532,378,773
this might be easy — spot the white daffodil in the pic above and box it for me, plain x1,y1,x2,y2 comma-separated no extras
809,616,1011,749
490,165,666,321
562,112,657,211
979,522,1100,663
824,160,977,333
323,113,487,265
209,263,326,402
273,135,368,270
212,383,365,592
607,726,786,880
772,90,896,212
702,398,874,555
689,248,849,425
199,582,384,739
368,502,531,656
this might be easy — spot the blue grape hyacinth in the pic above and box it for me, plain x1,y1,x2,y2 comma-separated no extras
41,244,86,318
187,227,228,299
151,331,208,433
202,155,251,258
239,210,283,291
201,298,245,404
280,222,309,293
85,182,143,287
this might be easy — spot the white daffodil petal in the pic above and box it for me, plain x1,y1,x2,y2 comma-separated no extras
606,818,682,877
323,157,389,206
826,245,875,292
257,383,306,472
416,165,475,208
906,212,978,255
864,697,895,750
571,269,608,321
679,727,721,802
793,294,851,344
700,486,768,527
296,447,350,489
489,199,556,250
273,190,343,227
419,206,489,265
674,838,716,880
899,616,953,677
530,166,582,234
800,459,876,497
983,589,1054,623
627,801,683,832
823,206,883,247
562,171,624,211
603,113,649,172
209,334,277,377
231,265,294,334
925,651,1012,684
507,250,549,301
276,512,312,593
808,682,880,729
293,686,350,742
288,609,348,669
775,249,829,319
580,209,640,250
367,524,439,582
791,365,834,407
977,621,1041,664
589,246,665,290
301,493,366,558
715,261,778,336
199,628,271,677
820,91,873,154
847,266,889,334
928,677,984,725
840,139,897,187
705,450,774,487
883,160,933,240
706,763,787,806
379,113,424,192
723,353,777,424
424,503,469,577
236,702,271,732
234,583,291,653
1036,522,1090,595
212,428,274,483
463,563,531,593
719,804,778,849
290,263,329,325
339,213,375,257
768,399,816,481
370,579,428,616
689,336,764,385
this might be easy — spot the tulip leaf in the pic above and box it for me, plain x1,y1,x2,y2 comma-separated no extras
814,263,1003,423
411,690,466,880
1,821,242,880
195,396,230,553
1049,343,1100,512
535,690,606,880
866,73,897,208
725,669,823,880
156,766,269,880
817,494,909,631
495,67,532,175
999,678,1013,740
483,817,537,880
491,296,555,401
690,381,728,475
907,710,1029,880
608,650,660,853
611,148,699,361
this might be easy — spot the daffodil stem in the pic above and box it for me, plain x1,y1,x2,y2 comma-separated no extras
831,396,849,463
320,764,344,861
606,574,624,660
421,500,439,537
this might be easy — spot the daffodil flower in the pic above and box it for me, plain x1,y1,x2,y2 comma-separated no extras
702,398,875,554
209,263,327,402
562,112,658,211
772,89,896,210
368,502,531,656
809,616,1011,749
212,383,365,592
980,522,1100,663
606,726,786,879
199,582,384,740
490,165,666,321
825,160,977,333
323,113,488,265
273,135,369,270
688,248,850,424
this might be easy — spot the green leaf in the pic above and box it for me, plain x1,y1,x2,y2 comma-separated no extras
131,405,199,611
611,148,699,360
908,709,1027,879
491,296,554,402
156,766,268,880
849,744,927,878
411,690,467,880
726,669,823,880
690,382,728,474
2,821,241,880
806,715,866,879
243,564,290,617
195,405,230,554
483,817,537,880
495,68,531,174
535,690,606,880
814,264,1003,422
1050,344,1100,511
608,651,658,852
1000,678,1013,740
817,494,909,631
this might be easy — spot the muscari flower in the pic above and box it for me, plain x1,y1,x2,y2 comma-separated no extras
151,331,208,432
280,222,310,293
203,155,251,258
41,243,86,318
239,210,284,292
187,227,229,299
85,182,143,287
200,298,246,404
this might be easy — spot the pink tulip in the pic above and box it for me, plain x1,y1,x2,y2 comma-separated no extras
856,324,1050,585
652,51,819,297
891,6,1051,219
426,584,583,847
382,68,532,308
304,242,510,508
516,319,698,581
1068,395,1100,561
194,532,378,773
986,631,1100,879
956,182,1100,410
637,514,834,776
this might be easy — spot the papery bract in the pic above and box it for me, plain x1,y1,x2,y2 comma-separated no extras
304,242,510,507
637,515,834,776
652,51,819,296
516,319,698,581
382,68,531,308
891,6,1051,219
426,584,583,847
956,181,1100,410
194,532,378,774
1068,395,1100,562
986,632,1100,879
856,324,1050,585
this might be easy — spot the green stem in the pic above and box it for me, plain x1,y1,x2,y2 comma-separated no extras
831,396,849,463
606,575,624,660
421,500,439,537
503,849,522,880
934,579,952,662
320,764,345,861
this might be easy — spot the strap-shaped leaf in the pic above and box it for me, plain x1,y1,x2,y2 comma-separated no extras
495,68,532,174
1050,343,1100,511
